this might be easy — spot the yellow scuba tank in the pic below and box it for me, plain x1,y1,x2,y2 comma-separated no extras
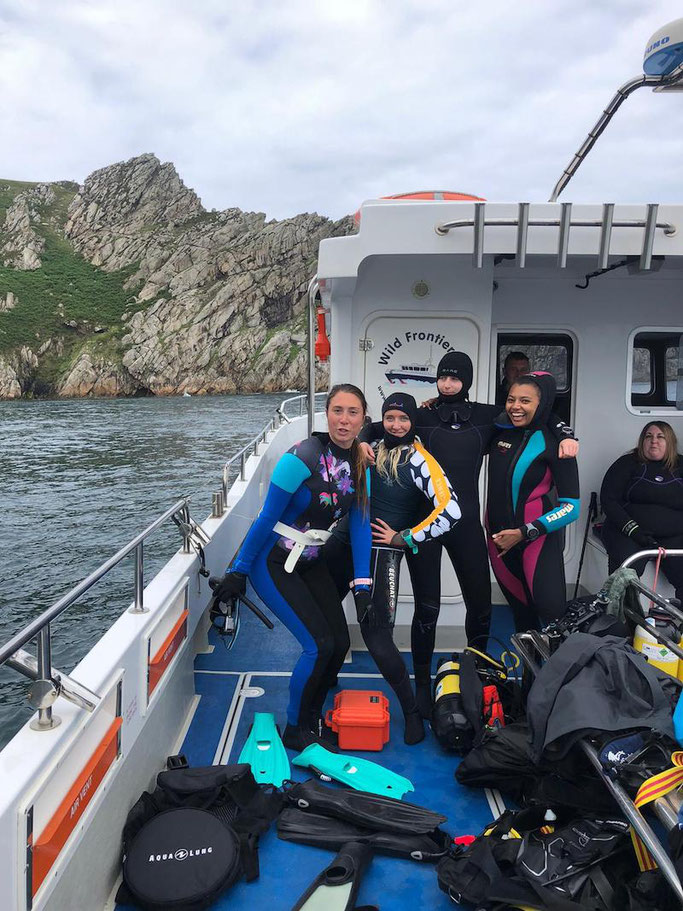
633,610,682,678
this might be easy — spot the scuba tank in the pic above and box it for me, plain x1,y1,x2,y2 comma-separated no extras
431,651,484,753
633,609,682,679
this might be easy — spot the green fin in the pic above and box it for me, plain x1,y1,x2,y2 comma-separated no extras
238,712,290,787
292,842,372,911
292,743,414,798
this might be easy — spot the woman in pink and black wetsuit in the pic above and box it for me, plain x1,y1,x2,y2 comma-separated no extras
487,372,580,632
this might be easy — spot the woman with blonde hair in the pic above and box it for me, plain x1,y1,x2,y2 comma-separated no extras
325,392,461,744
600,421,683,600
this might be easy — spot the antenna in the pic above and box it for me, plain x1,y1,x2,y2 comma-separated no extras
549,18,683,202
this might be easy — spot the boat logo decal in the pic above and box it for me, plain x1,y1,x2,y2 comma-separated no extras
377,332,457,386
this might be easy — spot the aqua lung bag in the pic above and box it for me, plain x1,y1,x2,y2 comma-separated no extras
431,648,521,753
116,758,283,911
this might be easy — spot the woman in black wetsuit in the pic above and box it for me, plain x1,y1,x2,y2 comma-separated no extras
210,384,372,751
361,351,577,716
325,392,461,743
600,421,683,600
487,372,580,632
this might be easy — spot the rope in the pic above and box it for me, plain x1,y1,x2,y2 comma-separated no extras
649,547,667,610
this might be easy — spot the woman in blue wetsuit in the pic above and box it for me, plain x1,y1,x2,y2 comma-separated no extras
325,393,461,744
487,372,580,632
210,384,372,751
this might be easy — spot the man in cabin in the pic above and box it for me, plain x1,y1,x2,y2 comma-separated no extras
495,351,530,408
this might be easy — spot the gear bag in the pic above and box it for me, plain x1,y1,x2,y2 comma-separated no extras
116,757,283,911
437,806,634,910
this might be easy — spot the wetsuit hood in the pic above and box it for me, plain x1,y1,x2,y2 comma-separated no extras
436,351,473,405
381,392,417,449
507,371,557,429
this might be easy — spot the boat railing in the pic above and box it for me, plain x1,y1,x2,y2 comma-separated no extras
218,392,327,506
0,497,201,732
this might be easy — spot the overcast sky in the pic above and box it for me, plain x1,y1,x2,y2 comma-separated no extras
1,0,682,220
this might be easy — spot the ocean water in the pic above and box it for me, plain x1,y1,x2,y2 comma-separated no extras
0,393,289,748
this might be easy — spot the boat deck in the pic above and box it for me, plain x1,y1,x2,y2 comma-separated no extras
116,606,516,910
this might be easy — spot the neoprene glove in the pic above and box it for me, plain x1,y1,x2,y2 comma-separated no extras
632,528,658,549
209,571,247,604
354,589,373,625
622,520,657,549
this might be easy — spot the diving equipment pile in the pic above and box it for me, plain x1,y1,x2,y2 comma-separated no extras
278,778,451,862
292,742,414,797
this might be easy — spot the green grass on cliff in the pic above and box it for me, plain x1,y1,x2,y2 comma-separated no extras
0,179,142,356
0,231,139,353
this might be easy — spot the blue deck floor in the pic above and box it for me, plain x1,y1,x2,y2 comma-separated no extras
117,606,516,910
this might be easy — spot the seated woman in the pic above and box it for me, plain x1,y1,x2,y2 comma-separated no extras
210,383,372,752
325,393,461,744
600,421,683,601
487,372,580,632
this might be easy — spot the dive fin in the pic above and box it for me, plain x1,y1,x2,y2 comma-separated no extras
278,808,451,862
291,841,373,910
286,778,446,833
238,712,290,787
292,743,414,798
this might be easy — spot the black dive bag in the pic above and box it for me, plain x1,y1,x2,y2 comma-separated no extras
116,758,283,911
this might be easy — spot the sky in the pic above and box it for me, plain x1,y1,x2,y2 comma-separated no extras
0,0,682,220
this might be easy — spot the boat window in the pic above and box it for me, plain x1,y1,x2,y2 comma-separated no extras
632,347,653,396
495,333,574,424
630,331,683,411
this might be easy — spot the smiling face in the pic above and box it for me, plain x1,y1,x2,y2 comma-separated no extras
643,424,668,462
506,382,541,427
437,376,463,397
326,391,366,448
382,409,411,438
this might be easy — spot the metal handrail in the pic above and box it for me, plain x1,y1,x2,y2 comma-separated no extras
0,497,192,729
220,393,327,494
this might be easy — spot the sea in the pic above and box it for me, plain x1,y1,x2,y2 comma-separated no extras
0,393,289,749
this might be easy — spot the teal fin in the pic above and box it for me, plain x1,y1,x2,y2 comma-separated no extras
292,842,372,910
238,712,290,787
292,743,414,798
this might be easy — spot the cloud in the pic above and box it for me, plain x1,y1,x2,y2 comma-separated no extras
0,0,681,218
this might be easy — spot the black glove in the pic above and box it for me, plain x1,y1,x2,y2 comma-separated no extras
622,520,657,549
354,589,373,625
209,571,247,604
632,529,658,549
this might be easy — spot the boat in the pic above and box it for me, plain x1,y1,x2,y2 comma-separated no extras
2,16,683,911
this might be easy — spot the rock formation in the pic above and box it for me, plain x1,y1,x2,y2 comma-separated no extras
0,155,352,398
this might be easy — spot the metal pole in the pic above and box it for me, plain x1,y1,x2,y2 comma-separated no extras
307,277,318,437
549,69,683,202
130,542,147,613
30,626,60,730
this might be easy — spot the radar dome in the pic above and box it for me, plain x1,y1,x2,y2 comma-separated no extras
644,18,683,75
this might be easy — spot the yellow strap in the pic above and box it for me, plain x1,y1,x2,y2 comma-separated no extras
630,751,683,871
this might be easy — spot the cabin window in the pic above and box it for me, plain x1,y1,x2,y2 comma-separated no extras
495,333,574,425
630,331,683,410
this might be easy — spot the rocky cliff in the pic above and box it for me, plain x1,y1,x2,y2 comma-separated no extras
0,154,352,398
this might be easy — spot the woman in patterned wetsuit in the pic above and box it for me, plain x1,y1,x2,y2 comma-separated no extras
487,372,580,632
325,393,461,744
211,384,372,751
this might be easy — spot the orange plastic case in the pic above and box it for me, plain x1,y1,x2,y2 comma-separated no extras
325,690,390,751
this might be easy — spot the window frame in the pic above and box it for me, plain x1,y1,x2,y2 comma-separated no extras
627,327,683,414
